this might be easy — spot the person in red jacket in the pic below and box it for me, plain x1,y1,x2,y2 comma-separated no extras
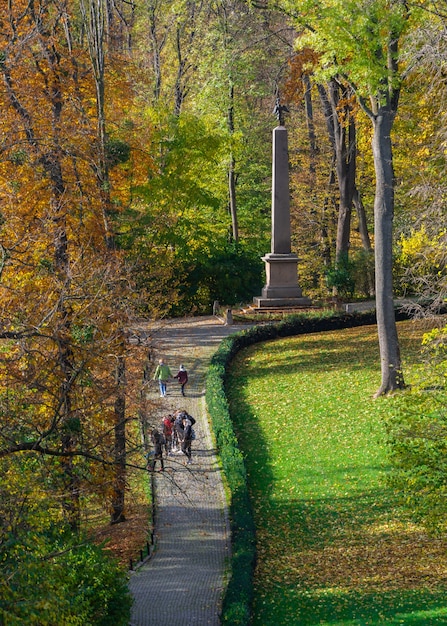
162,414,174,456
175,364,188,397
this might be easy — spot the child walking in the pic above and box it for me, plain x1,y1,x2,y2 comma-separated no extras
175,364,188,397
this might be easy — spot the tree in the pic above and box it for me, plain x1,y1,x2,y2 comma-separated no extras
0,0,144,533
284,0,421,394
283,49,375,298
392,11,447,313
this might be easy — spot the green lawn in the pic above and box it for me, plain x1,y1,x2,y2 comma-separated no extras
226,321,447,625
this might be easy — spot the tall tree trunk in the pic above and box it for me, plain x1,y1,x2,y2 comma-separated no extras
303,74,318,176
174,25,186,116
147,1,165,101
111,353,126,524
173,2,203,116
321,167,337,268
81,0,129,519
228,155,238,242
24,13,82,531
80,0,114,249
353,186,375,297
372,109,404,395
317,84,336,267
304,75,332,268
353,187,372,252
328,79,356,265
227,84,238,242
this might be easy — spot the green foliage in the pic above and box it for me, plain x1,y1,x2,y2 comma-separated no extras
325,251,375,300
286,0,421,99
176,243,264,313
131,112,227,249
325,255,356,297
386,323,447,533
351,248,375,298
105,138,131,167
206,337,256,625
9,150,28,166
71,324,95,344
386,394,447,534
62,540,132,626
0,528,132,625
0,439,131,624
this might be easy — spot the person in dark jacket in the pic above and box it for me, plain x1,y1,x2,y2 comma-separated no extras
148,429,165,472
181,416,193,465
173,411,185,452
175,364,188,396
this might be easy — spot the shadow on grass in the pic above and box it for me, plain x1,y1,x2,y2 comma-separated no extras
265,586,447,625
251,480,447,625
228,384,447,625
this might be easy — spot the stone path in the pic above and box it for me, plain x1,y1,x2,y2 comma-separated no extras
129,316,250,626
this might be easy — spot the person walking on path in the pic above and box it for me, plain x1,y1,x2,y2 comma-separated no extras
181,415,194,465
175,364,188,396
173,409,185,452
147,429,165,472
153,358,172,397
161,414,174,456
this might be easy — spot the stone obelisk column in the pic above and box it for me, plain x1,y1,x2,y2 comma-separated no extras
254,122,311,308
272,125,292,254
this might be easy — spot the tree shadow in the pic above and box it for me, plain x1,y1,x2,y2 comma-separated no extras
229,391,447,625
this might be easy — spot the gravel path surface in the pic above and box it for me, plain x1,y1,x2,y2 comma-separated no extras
129,316,249,626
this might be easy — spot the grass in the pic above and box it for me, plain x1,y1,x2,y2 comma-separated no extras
226,320,447,625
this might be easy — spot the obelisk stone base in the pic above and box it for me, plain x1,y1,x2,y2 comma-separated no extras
253,253,312,308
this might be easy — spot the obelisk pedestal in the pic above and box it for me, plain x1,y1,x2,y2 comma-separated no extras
254,125,311,308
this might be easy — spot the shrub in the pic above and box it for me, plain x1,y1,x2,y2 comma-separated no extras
386,322,447,534
0,529,132,626
179,244,264,314
324,255,355,298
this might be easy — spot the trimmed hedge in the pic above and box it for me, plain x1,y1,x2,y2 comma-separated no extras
205,308,410,624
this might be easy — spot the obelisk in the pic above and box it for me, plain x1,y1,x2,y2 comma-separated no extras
254,105,311,308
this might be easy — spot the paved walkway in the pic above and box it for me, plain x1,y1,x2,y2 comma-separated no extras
129,316,250,626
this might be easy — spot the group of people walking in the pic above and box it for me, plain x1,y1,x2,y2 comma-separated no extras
148,409,196,471
148,358,194,471
153,359,188,398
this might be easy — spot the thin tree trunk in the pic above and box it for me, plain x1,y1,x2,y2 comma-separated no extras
353,186,375,297
303,74,318,176
328,79,356,264
227,84,238,242
81,0,129,520
174,26,186,116
27,14,82,530
111,354,126,524
228,156,238,242
372,110,405,395
353,186,372,252
148,1,165,101
80,0,114,249
321,166,337,268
